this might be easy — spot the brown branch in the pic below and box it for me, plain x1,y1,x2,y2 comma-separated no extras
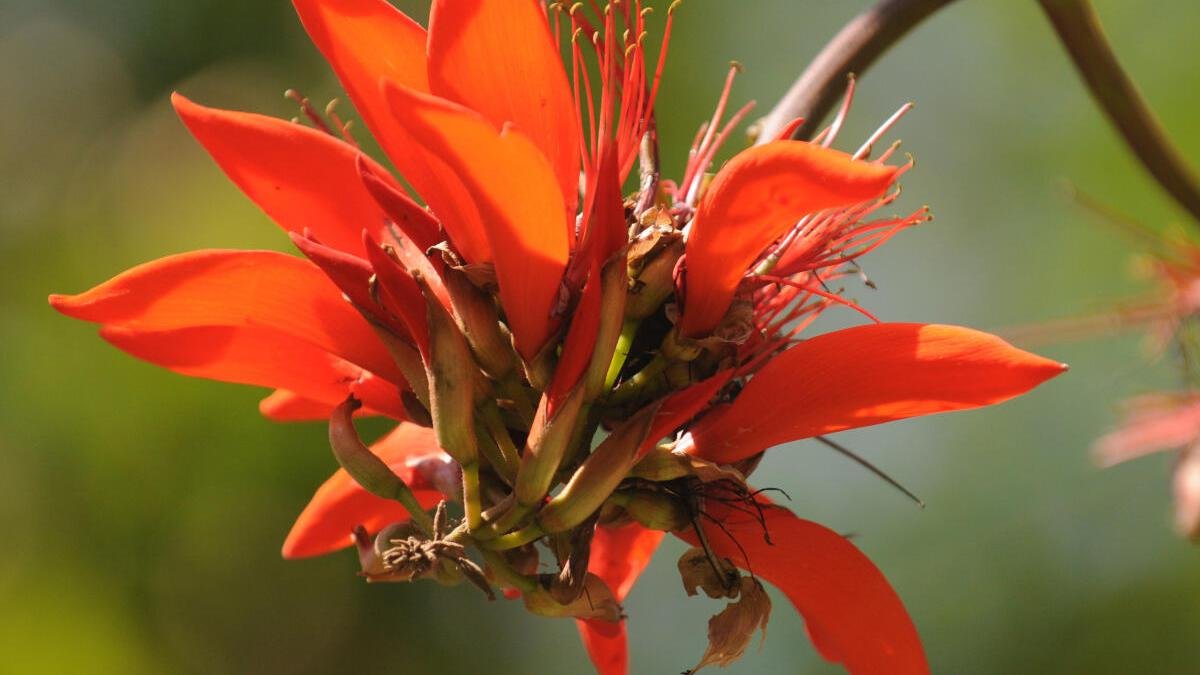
756,0,961,143
1038,0,1200,224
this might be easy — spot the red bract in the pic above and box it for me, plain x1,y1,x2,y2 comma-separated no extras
50,1,1066,673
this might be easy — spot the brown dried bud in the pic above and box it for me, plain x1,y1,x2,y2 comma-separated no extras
660,326,703,362
524,573,622,623
677,547,740,600
687,578,772,673
709,299,756,345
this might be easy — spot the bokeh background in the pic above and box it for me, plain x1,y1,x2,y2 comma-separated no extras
4,0,1199,672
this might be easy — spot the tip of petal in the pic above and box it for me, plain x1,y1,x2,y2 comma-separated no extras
170,91,201,118
47,293,72,314
280,527,340,560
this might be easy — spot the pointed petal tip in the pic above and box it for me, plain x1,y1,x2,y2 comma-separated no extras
48,291,96,321
47,293,71,313
170,91,205,120
280,525,342,560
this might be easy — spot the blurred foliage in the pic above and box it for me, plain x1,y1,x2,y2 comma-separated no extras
3,0,1200,673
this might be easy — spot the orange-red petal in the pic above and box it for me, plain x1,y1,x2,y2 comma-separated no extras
292,0,491,263
383,84,569,359
676,499,929,675
1092,393,1200,467
282,422,448,558
49,249,401,384
680,141,898,337
99,324,406,419
546,262,602,411
259,390,335,421
428,0,580,215
289,232,413,342
577,522,665,675
172,94,397,257
361,232,432,359
638,371,734,461
357,156,441,251
690,323,1067,464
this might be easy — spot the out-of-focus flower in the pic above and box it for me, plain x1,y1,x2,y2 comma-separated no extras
1016,194,1200,542
50,1,1065,673
1095,394,1200,540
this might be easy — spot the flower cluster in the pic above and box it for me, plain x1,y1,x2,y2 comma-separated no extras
1088,223,1200,540
50,1,1065,673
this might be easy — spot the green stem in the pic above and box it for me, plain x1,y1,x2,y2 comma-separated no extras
482,550,538,594
607,353,670,406
461,461,484,532
479,405,521,482
603,319,640,390
393,484,435,538
561,402,600,473
482,503,534,539
481,523,546,551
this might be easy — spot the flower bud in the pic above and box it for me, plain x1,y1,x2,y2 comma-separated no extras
442,265,517,379
515,385,587,508
616,489,690,532
524,573,622,623
632,443,748,485
584,251,633,400
626,228,684,320
329,397,434,536
416,271,479,465
548,518,596,604
537,401,662,534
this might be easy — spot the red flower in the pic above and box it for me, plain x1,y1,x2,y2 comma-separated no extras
51,1,1066,673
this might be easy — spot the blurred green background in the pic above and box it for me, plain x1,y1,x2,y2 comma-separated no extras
4,0,1199,672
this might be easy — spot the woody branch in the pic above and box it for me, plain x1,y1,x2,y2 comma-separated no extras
760,0,1200,225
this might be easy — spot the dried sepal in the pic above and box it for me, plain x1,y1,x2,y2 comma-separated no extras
686,578,772,674
677,547,740,600
625,226,684,320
